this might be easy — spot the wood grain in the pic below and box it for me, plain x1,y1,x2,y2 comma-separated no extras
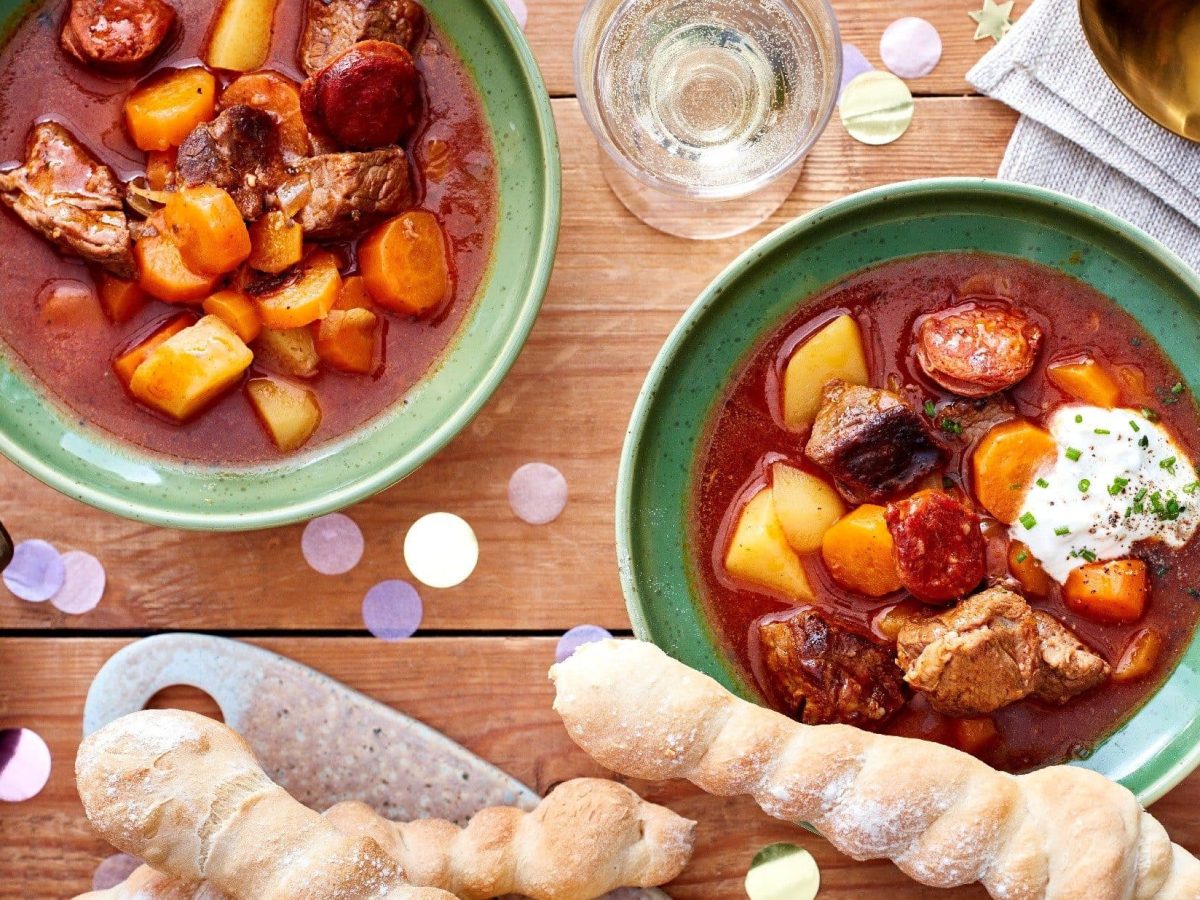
0,97,1017,633
3,637,1196,899
526,0,1014,98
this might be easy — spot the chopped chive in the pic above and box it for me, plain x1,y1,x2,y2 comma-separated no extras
1065,447,1082,461
1054,525,1070,536
1142,407,1160,422
1019,512,1037,530
1008,482,1021,491
1189,588,1200,599
1108,477,1130,496
1160,456,1178,475
1080,548,1098,563
1015,550,1029,564
942,476,954,490
1184,481,1200,495
1130,420,1141,433
1155,563,1172,577
940,418,964,435
1094,428,1111,435
1173,382,1185,395
1078,479,1091,492
1135,487,1149,501
924,400,936,417
1036,477,1050,489
1139,435,1150,448
1075,414,1083,423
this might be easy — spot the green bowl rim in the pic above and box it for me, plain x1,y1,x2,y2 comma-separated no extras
615,176,1200,804
0,0,561,531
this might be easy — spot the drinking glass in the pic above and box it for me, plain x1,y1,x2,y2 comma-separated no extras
575,0,842,240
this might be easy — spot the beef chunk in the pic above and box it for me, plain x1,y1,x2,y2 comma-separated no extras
1031,610,1111,704
289,149,412,238
759,608,906,727
805,380,943,504
916,302,1043,398
299,0,427,75
896,586,1109,716
0,122,134,277
933,395,1016,447
61,0,176,69
176,105,288,221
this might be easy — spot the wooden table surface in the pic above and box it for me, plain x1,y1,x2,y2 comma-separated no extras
2,1,1197,897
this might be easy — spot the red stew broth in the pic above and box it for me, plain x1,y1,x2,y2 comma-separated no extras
691,253,1200,772
0,0,496,463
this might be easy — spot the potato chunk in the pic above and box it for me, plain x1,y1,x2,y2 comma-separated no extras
770,462,845,554
724,488,813,600
783,314,869,430
128,315,252,421
255,327,319,378
206,0,280,72
246,376,321,451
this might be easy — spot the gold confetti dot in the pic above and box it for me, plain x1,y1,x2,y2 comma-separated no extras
839,71,915,146
403,512,479,589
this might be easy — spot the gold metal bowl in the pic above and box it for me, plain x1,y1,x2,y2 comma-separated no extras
1079,0,1200,142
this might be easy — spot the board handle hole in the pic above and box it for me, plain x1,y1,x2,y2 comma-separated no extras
144,684,225,723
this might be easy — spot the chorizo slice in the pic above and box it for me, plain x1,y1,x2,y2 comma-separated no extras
300,39,423,151
915,302,1043,397
886,489,986,603
61,0,177,69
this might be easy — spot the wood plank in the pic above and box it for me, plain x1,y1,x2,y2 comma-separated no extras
0,97,1017,633
3,637,1196,899
526,0,1015,98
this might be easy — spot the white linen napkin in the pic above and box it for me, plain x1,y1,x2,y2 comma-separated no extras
966,0,1200,270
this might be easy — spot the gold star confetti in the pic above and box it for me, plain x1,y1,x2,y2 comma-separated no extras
969,0,1015,42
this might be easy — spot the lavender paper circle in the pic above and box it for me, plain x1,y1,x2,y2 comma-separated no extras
839,42,875,101
51,551,106,614
880,17,942,80
92,854,143,891
556,625,613,663
508,462,569,525
362,580,423,641
302,514,365,576
3,540,65,602
0,728,51,802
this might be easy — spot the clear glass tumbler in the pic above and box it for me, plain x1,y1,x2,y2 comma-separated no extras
575,0,842,240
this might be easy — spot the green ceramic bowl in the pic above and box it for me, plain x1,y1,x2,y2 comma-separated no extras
0,0,559,531
618,178,1200,804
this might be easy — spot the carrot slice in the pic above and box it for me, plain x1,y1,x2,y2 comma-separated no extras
334,275,374,311
1064,559,1149,623
135,231,220,304
203,289,262,344
971,420,1058,524
145,149,177,191
95,271,148,324
358,211,450,315
113,315,194,387
1047,357,1121,408
316,308,379,374
248,211,303,274
254,250,342,329
125,67,217,152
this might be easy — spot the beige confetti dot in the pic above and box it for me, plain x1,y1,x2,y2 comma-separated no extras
403,512,479,589
839,71,914,145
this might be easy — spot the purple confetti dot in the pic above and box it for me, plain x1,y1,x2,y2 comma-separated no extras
839,42,875,102
556,625,613,663
362,580,423,642
0,728,51,802
880,17,942,80
302,514,364,576
51,551,106,615
508,462,569,525
3,540,64,603
93,854,142,891
505,0,528,29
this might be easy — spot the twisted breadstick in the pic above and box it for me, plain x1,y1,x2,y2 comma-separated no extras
76,709,694,900
551,639,1200,900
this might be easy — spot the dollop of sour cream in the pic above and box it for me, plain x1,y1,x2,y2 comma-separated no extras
1012,405,1200,583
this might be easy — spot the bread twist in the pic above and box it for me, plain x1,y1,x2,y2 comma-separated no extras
550,639,1200,900
76,709,694,900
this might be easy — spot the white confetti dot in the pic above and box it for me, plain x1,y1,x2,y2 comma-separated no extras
508,462,568,524
880,17,942,80
50,551,105,615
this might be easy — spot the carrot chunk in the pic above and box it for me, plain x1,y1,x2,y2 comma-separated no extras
164,185,252,276
1112,628,1163,683
1064,559,1149,623
1008,540,1052,598
334,274,374,310
358,211,450,315
820,504,902,597
254,250,342,329
125,67,217,151
113,315,194,387
971,420,1058,524
248,210,303,274
145,149,177,191
1047,357,1121,408
203,289,262,344
316,307,379,374
135,229,220,304
95,271,148,324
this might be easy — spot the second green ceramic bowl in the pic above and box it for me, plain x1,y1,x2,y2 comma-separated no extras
618,178,1200,804
0,0,559,531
